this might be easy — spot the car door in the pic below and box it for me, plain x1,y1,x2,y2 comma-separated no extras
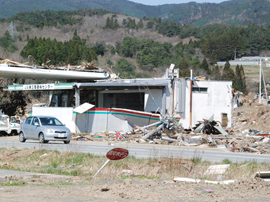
30,117,41,140
22,117,33,139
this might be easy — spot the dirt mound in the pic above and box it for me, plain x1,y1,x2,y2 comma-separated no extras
233,105,270,133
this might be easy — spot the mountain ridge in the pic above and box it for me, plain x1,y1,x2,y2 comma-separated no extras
1,0,270,26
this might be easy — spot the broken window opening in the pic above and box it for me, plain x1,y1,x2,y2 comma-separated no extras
192,87,208,93
103,92,144,111
80,90,96,106
49,90,76,107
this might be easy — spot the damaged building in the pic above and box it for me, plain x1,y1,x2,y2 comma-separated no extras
6,67,232,133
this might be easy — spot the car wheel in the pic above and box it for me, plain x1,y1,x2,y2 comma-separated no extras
19,132,26,142
64,140,70,144
39,133,45,143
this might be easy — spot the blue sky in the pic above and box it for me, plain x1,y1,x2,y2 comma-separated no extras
129,0,227,6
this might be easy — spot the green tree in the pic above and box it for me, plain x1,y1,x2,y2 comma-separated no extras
137,19,144,29
146,21,154,29
20,31,98,65
222,61,237,88
224,60,230,72
200,58,210,74
0,79,27,116
235,64,242,91
178,59,190,77
116,58,136,78
0,31,18,53
211,65,222,80
122,19,127,27
93,42,106,56
105,17,113,29
127,18,136,29
114,19,120,29
240,65,248,94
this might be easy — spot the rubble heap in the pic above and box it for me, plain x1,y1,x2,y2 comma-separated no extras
72,104,270,154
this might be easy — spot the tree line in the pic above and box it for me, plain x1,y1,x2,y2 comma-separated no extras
1,10,255,96
19,32,248,93
2,9,109,28
20,30,103,66
155,22,270,64
4,9,270,64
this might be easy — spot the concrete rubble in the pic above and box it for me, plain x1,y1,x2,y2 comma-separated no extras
71,114,270,155
71,103,270,154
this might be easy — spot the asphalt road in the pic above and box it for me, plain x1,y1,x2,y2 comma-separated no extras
0,139,270,163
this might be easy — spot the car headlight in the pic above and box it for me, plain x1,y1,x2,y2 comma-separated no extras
45,128,54,133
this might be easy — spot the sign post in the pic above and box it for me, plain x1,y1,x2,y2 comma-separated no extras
93,148,129,177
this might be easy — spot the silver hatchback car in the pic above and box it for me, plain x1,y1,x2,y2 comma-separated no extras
19,116,72,144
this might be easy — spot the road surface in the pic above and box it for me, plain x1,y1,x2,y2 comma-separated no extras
0,138,270,163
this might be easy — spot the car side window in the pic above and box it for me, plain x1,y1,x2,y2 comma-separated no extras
25,117,33,125
31,117,39,126
40,118,49,125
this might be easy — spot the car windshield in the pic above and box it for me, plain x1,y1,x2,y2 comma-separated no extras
39,117,63,126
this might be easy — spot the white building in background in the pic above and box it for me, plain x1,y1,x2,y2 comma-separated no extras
6,68,232,133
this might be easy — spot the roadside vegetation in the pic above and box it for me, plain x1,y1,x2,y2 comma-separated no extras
0,147,269,183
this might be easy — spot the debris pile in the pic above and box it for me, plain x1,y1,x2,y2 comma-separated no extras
0,58,100,71
0,58,30,66
72,105,270,154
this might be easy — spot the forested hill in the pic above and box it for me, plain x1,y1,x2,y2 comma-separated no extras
1,0,270,26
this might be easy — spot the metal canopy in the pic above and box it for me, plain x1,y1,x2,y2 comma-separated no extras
5,79,170,91
73,79,169,90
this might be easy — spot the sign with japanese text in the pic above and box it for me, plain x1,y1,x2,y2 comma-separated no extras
106,148,129,161
23,84,55,90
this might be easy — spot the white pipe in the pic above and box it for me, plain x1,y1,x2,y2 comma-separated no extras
259,59,262,104
93,159,111,177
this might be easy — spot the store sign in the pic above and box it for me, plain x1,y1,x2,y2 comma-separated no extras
23,84,55,90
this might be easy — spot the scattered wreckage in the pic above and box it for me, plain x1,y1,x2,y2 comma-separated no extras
72,113,270,155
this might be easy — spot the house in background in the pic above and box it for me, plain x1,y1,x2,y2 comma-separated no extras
6,67,232,133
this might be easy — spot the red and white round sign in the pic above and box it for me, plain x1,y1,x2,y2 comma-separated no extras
106,148,129,160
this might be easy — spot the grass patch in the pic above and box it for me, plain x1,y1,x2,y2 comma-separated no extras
137,175,156,179
32,175,40,178
0,148,269,181
44,182,57,186
120,175,131,179
58,181,73,185
191,157,202,164
222,159,232,164
65,153,94,165
2,181,27,186
0,166,21,171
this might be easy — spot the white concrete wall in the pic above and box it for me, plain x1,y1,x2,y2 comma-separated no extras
33,107,139,133
178,80,232,128
75,110,132,133
32,107,76,132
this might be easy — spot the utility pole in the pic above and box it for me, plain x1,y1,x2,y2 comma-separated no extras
189,69,193,128
259,59,262,104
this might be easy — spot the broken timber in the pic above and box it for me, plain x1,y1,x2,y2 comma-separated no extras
142,123,164,140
